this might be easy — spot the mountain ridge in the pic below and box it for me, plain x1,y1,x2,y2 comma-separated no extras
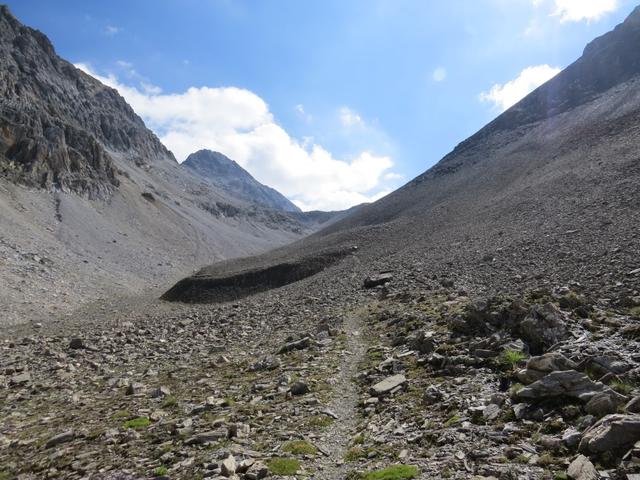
0,5,176,199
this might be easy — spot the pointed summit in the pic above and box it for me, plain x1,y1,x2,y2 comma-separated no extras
182,150,301,213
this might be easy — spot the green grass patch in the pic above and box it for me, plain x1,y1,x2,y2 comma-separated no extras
161,396,178,409
509,383,524,397
444,414,461,427
153,466,168,476
305,415,334,428
267,457,300,475
345,446,370,462
611,379,634,395
500,349,526,366
122,417,151,429
360,464,419,480
282,440,318,456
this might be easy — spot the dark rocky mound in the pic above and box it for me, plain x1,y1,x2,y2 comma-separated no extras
161,247,352,303
0,5,174,198
183,150,301,213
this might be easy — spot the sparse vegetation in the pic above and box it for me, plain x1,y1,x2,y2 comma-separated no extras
153,466,168,476
500,349,526,367
444,414,461,427
611,379,634,395
282,440,318,456
122,417,151,429
360,464,419,480
509,383,525,396
267,457,300,475
345,446,372,462
305,415,334,428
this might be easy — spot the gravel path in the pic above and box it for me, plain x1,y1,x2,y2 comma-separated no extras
315,311,368,479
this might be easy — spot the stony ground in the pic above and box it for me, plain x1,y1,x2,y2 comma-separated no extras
3,276,640,480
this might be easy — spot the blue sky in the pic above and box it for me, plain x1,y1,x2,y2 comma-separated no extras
7,0,637,210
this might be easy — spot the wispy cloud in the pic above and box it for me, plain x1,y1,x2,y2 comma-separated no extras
339,106,365,129
104,24,121,36
532,0,618,23
294,104,312,123
432,67,447,82
479,64,561,112
75,63,398,211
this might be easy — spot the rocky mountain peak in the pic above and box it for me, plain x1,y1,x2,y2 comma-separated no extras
183,149,301,213
0,5,175,199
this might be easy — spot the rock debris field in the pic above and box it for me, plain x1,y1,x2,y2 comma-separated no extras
3,274,640,480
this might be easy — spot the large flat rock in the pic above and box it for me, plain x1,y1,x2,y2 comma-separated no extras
370,374,407,396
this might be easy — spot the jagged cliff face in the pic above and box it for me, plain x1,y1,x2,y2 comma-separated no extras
0,5,173,198
183,150,301,213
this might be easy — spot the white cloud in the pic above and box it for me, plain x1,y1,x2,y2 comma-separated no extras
339,106,365,128
479,64,561,112
75,63,397,211
294,104,312,123
104,25,121,36
432,67,447,82
533,0,618,23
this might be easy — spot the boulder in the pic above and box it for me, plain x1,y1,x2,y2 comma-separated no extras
567,454,598,480
220,454,237,477
562,428,582,449
515,370,623,403
588,355,632,376
584,392,618,417
517,352,578,384
579,414,640,456
408,330,437,354
278,337,313,354
185,429,228,445
245,461,269,479
423,385,444,405
126,382,145,396
228,423,250,438
519,303,568,353
150,386,171,398
248,356,281,371
9,371,31,386
290,381,310,396
69,338,85,349
370,374,407,396
45,430,75,449
626,396,640,413
364,272,393,288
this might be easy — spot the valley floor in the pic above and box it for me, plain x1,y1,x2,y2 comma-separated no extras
2,277,640,480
